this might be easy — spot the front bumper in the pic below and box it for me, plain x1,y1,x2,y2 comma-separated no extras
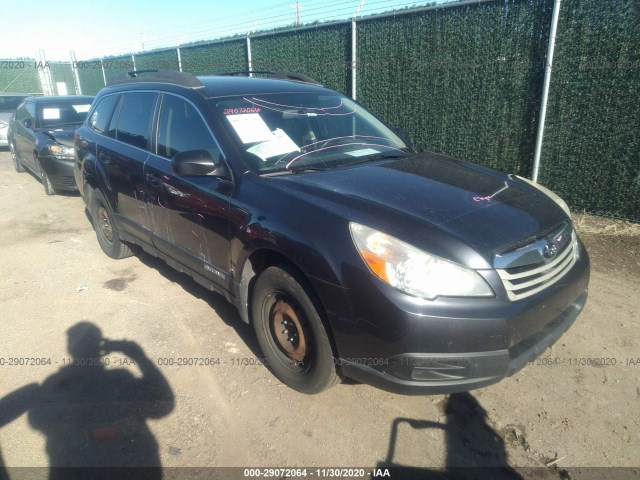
39,155,78,191
338,289,587,394
311,242,590,394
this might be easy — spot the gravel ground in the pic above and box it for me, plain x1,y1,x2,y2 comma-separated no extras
0,149,638,479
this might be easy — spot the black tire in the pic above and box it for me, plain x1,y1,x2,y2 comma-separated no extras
90,189,133,259
10,142,24,173
37,159,57,196
252,265,339,394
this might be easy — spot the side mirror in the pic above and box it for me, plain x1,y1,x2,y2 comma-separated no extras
22,118,32,128
171,149,230,178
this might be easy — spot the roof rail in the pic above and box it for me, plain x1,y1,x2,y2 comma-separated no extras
219,70,321,85
106,69,203,88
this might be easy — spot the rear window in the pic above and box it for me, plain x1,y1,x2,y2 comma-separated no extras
38,101,92,128
0,96,28,112
88,95,119,135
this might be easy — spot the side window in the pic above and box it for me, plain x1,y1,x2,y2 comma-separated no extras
88,95,119,135
25,102,36,123
14,104,25,122
157,94,219,160
107,96,122,139
113,92,157,150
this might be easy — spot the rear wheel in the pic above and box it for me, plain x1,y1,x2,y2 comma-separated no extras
90,189,133,259
37,159,57,196
10,142,24,173
252,265,339,394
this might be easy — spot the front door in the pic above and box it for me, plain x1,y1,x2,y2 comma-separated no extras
144,93,233,289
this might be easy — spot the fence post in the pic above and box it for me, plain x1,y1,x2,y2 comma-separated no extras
70,50,82,95
101,60,107,86
351,18,357,100
532,0,562,182
351,1,366,100
131,54,136,72
246,21,258,75
177,47,183,72
247,34,253,76
36,50,54,95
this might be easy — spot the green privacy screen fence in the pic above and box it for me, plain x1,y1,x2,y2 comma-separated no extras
538,1,640,220
2,0,638,221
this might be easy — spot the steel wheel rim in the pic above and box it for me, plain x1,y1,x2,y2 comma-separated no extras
97,205,114,243
269,296,310,367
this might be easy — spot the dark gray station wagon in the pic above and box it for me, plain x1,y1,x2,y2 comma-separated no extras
74,71,590,394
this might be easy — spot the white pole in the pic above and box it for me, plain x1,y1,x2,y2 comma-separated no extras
532,0,562,182
351,18,356,100
177,47,183,72
246,21,258,77
101,60,107,86
247,35,253,76
70,50,82,95
351,0,365,100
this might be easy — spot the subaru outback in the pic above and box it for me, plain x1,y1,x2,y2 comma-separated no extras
74,70,589,394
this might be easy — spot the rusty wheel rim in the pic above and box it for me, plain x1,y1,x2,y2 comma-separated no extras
97,205,114,243
270,298,309,365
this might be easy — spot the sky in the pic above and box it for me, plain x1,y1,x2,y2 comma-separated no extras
1,0,442,61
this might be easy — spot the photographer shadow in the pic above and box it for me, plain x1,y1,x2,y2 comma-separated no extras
377,393,524,480
0,322,174,480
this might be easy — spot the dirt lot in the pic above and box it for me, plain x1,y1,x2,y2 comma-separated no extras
0,149,638,479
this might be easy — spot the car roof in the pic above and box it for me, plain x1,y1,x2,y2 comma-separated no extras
197,76,332,98
101,72,335,99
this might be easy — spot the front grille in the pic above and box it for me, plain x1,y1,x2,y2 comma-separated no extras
497,231,579,301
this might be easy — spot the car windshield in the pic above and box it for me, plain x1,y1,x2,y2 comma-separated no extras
211,92,409,174
38,101,92,128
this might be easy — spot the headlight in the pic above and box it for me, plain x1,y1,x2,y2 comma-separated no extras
49,144,75,159
515,175,571,218
0,121,8,130
349,223,494,300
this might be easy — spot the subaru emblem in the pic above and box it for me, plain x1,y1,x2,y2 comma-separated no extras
542,242,559,259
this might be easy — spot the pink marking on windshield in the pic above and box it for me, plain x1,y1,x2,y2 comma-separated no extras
242,97,356,116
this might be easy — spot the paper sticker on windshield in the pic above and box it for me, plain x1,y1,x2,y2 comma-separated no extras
247,129,300,161
345,148,380,157
226,113,273,144
42,108,61,120
73,104,91,113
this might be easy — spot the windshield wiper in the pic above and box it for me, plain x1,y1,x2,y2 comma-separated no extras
340,151,409,167
288,166,331,174
263,166,329,176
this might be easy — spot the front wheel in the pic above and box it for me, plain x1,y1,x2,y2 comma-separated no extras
90,189,133,259
37,159,57,196
10,142,24,173
252,265,339,394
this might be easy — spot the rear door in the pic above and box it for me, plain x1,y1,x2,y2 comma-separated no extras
98,91,158,245
144,93,233,289
14,101,37,170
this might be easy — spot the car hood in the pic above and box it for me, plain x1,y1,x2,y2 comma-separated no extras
41,128,77,147
264,152,567,264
